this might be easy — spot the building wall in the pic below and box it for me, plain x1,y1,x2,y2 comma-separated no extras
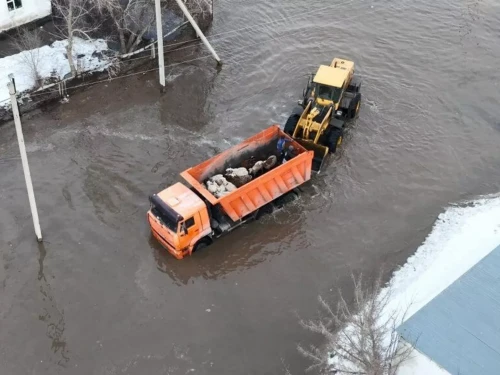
0,0,51,32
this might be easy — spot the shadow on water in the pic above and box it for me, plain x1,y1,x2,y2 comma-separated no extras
37,242,71,368
149,202,306,285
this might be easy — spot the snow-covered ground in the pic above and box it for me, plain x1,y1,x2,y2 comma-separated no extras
397,342,450,375
329,194,500,374
391,194,500,374
386,194,500,325
0,37,111,108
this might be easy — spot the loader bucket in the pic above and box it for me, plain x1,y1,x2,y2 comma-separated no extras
294,139,329,172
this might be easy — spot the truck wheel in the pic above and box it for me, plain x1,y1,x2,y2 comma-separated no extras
256,204,274,219
193,239,211,253
327,128,343,154
284,114,299,136
349,93,362,119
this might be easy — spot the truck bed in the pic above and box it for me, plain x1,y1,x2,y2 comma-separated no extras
180,125,314,222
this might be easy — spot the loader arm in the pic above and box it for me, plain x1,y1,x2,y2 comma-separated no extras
292,100,312,139
303,107,321,140
314,107,333,144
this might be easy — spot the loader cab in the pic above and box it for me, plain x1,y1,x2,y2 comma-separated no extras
147,183,211,259
315,83,343,104
309,62,352,109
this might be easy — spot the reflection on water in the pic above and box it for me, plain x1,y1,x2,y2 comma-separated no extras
150,202,306,285
37,243,70,367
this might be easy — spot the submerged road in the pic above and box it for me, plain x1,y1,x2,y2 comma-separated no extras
1,0,500,373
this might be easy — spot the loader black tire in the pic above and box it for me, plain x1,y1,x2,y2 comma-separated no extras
348,93,362,119
284,114,300,136
347,76,362,93
327,128,343,154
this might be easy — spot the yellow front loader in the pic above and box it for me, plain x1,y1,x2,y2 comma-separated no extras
283,58,362,172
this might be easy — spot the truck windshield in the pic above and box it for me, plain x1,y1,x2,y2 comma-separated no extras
151,205,177,231
149,194,183,232
316,84,342,103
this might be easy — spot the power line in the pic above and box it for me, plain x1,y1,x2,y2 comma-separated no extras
63,26,309,92
23,26,306,98
119,0,352,63
1,1,381,106
123,0,359,65
1,15,334,104
160,0,357,51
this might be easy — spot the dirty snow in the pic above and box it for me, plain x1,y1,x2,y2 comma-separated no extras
0,37,111,107
327,194,500,374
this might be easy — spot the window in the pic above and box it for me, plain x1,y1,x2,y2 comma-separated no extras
316,83,343,103
178,217,195,235
185,217,195,229
7,0,23,11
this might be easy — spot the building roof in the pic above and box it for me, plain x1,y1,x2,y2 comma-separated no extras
397,244,500,375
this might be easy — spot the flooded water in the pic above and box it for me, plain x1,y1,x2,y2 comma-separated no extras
1,0,500,373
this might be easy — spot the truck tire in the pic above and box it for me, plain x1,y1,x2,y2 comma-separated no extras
327,128,343,154
256,204,274,219
349,93,362,119
193,238,211,253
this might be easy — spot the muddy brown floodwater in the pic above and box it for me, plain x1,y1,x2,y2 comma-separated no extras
1,0,500,374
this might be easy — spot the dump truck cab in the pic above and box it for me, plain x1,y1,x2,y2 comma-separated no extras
148,183,211,259
284,57,362,172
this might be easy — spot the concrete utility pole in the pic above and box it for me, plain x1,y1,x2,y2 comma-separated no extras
7,79,43,242
155,0,166,91
173,0,221,64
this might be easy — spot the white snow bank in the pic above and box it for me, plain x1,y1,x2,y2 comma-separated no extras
0,37,111,107
397,343,450,375
328,194,500,374
390,195,500,374
386,195,500,323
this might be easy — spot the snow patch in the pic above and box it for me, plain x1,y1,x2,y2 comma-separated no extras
0,37,111,108
390,195,500,374
328,194,500,374
398,344,450,375
386,195,500,323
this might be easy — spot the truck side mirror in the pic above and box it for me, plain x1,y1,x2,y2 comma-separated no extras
180,222,187,235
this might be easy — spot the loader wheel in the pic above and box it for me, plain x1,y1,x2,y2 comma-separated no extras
349,93,362,119
284,114,300,136
327,128,343,154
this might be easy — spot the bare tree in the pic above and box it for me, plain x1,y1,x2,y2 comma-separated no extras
10,27,44,88
184,0,211,19
95,0,212,55
53,0,101,77
298,273,415,375
93,0,153,54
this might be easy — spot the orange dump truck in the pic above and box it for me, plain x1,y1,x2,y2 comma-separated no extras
147,125,314,259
